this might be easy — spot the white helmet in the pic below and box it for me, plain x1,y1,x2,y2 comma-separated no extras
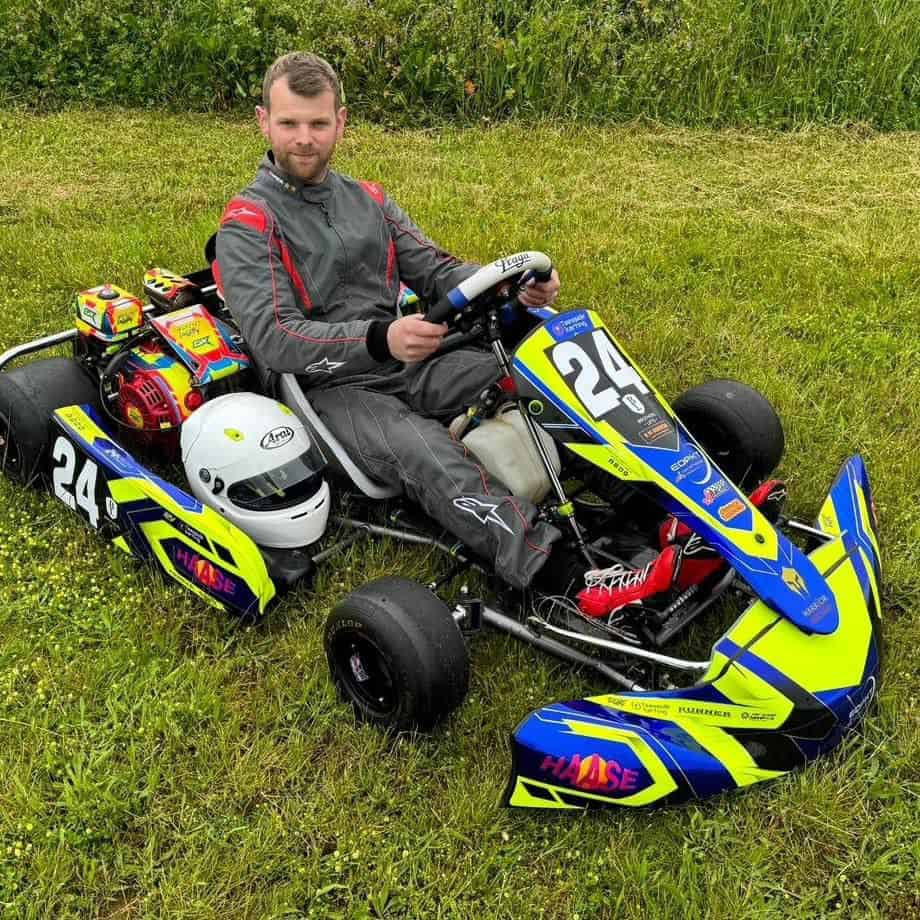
180,393,330,549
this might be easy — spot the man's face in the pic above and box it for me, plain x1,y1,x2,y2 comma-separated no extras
257,79,346,183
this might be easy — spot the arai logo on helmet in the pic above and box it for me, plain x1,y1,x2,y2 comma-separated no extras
260,426,294,450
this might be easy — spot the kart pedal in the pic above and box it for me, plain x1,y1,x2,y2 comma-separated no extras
577,544,681,618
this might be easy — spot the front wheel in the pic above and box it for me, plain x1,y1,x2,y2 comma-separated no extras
672,378,784,490
324,576,470,732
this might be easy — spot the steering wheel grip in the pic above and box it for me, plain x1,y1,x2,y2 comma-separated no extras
425,251,553,324
426,295,459,325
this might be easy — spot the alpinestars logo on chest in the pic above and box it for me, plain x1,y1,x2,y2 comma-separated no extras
304,357,345,374
453,496,513,535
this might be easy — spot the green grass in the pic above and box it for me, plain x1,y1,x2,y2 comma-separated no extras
0,110,918,918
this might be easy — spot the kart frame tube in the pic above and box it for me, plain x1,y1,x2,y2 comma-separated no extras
333,514,644,691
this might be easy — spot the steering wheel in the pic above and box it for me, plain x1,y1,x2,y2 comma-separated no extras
425,251,553,325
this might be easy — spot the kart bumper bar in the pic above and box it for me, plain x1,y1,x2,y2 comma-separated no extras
480,604,644,692
0,328,79,372
527,618,709,672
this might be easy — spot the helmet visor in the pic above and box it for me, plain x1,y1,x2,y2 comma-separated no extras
227,442,326,512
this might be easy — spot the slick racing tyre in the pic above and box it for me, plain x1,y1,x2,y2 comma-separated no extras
673,378,784,490
0,358,100,487
325,576,470,732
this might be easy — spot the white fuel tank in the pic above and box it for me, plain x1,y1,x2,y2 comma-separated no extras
461,405,561,504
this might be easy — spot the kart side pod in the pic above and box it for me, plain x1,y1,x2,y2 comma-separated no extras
504,456,881,809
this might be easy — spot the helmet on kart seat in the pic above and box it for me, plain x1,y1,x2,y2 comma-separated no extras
180,393,330,549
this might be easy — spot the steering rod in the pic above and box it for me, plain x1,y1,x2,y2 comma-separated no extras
426,251,595,566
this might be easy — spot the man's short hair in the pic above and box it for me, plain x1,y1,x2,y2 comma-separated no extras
262,52,342,110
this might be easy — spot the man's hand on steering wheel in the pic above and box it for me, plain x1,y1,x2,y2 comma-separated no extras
516,268,561,308
387,313,449,362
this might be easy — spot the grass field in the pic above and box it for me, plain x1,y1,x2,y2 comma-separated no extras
0,111,918,918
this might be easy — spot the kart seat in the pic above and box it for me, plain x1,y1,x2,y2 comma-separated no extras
277,372,402,500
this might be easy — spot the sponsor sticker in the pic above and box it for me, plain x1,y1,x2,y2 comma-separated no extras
640,421,671,443
845,675,876,728
172,544,237,598
548,310,592,340
703,479,729,506
608,697,670,718
670,450,707,481
540,753,643,794
741,711,776,723
781,566,809,598
175,321,201,341
718,498,745,522
623,393,645,415
99,442,141,477
801,593,831,622
496,252,532,273
164,511,206,547
670,452,701,473
606,456,631,478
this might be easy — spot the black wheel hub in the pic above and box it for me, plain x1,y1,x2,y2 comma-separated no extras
331,631,399,718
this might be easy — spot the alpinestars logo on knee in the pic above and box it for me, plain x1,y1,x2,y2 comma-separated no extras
453,496,513,535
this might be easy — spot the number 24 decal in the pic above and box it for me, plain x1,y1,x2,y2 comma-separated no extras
52,436,100,528
552,330,649,419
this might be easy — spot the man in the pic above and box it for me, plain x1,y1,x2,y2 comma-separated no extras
215,52,681,608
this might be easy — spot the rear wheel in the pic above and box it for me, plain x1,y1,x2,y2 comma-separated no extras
324,576,470,732
0,358,100,486
672,378,784,490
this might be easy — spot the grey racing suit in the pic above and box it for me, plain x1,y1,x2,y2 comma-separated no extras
215,152,561,587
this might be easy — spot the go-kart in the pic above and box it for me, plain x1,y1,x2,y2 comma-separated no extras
0,247,881,811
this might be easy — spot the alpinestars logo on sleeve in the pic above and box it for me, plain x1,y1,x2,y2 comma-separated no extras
453,496,514,535
304,357,345,375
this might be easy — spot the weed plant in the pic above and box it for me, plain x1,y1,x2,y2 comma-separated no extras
0,111,918,917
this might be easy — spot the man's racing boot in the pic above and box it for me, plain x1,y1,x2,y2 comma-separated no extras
658,479,787,592
577,544,682,618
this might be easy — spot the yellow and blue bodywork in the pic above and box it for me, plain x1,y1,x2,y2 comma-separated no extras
504,310,881,808
50,403,275,618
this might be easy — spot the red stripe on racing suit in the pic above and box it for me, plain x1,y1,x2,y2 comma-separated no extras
358,181,397,289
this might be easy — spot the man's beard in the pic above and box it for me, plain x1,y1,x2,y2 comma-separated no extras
276,146,332,184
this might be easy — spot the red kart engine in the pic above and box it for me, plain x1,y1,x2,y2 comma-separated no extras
75,272,251,460
116,341,204,457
